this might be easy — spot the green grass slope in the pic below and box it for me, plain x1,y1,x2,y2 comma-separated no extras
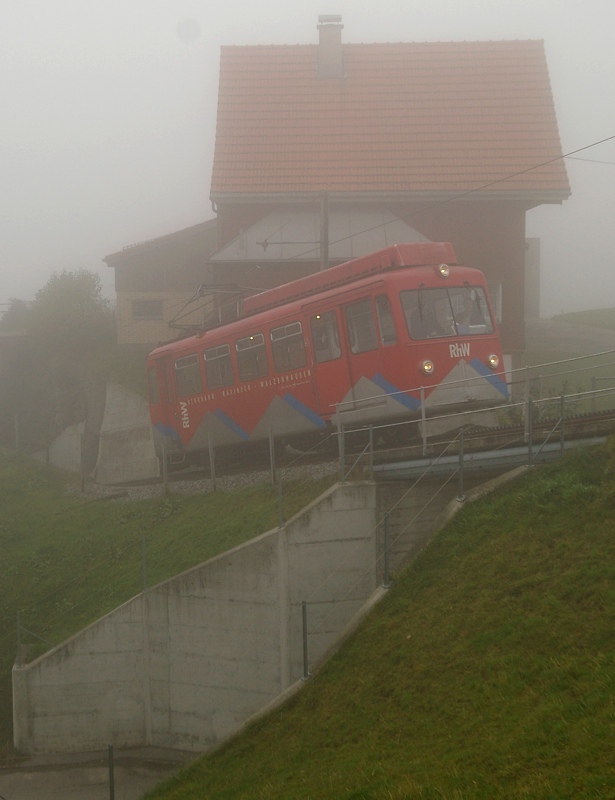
0,450,334,755
552,307,615,330
143,438,615,800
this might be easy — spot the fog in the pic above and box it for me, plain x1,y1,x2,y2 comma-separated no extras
2,0,614,317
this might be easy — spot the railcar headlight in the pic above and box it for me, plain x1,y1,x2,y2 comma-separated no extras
488,353,500,370
420,359,435,376
437,264,450,278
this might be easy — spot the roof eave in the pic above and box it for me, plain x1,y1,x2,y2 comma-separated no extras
210,189,570,206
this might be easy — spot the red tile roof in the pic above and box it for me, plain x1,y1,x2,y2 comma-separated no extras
211,40,569,200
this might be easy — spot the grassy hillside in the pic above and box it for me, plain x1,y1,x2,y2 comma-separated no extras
0,451,334,756
142,438,615,800
552,307,615,330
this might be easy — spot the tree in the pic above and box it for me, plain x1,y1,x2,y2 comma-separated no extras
29,270,114,359
0,270,116,453
0,298,31,332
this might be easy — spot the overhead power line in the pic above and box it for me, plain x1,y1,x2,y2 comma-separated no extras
289,132,615,262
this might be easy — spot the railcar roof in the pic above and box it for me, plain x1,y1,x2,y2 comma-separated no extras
147,255,487,359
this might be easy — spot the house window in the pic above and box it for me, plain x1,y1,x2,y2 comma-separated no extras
204,344,234,389
174,354,203,396
132,300,163,320
236,333,268,381
271,322,306,371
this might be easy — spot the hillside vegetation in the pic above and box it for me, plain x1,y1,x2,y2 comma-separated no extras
141,437,615,800
552,307,615,330
0,452,335,755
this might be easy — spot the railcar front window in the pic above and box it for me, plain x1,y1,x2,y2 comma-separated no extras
236,333,268,381
345,299,378,354
204,344,234,389
271,322,306,371
174,354,203,396
449,287,494,335
310,312,341,363
401,287,494,340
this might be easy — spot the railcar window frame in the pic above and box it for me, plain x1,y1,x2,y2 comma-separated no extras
310,311,342,363
271,321,307,372
375,294,398,346
345,298,378,355
203,343,234,389
236,333,269,381
174,353,204,397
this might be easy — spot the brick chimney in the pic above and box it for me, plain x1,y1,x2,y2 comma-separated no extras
317,14,344,77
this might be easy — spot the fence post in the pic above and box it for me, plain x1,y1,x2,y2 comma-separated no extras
208,435,216,492
161,439,168,495
278,479,284,529
108,743,115,800
302,601,310,681
383,512,391,588
141,537,147,593
457,427,465,502
420,386,427,455
269,428,276,487
560,394,566,455
16,611,22,667
527,397,534,465
339,425,346,482
523,366,530,443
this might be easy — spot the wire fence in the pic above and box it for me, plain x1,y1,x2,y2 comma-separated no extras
11,350,615,679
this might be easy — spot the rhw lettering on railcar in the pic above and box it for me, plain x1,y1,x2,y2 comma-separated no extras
450,342,470,358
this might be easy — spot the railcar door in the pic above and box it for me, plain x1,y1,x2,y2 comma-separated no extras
341,296,394,419
307,308,353,421
147,354,183,457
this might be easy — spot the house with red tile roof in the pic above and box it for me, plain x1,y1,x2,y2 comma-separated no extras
209,15,570,365
107,16,568,359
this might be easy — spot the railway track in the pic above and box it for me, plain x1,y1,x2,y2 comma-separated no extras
111,406,615,491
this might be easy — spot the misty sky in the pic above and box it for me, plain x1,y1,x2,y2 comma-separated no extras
2,0,614,317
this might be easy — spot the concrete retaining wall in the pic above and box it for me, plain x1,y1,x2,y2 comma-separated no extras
13,481,379,755
33,421,85,473
35,383,159,485
94,383,159,485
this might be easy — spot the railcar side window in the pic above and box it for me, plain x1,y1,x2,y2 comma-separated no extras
147,366,160,404
236,333,268,381
174,354,203,396
271,322,307,371
204,344,234,389
375,295,397,345
345,299,378,354
401,287,494,340
310,311,341,363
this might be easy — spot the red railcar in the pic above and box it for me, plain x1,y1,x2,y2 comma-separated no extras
146,243,508,460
